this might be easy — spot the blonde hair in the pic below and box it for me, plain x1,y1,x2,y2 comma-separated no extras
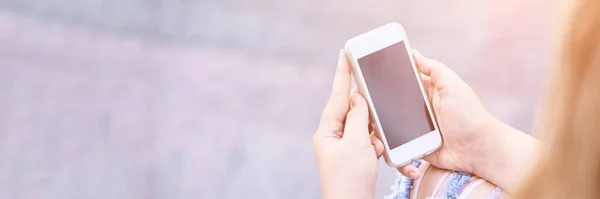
514,0,600,198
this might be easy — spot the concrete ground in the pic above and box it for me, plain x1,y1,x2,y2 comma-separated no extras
0,0,552,198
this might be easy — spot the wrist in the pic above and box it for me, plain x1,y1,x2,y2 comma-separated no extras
469,116,505,177
472,117,541,192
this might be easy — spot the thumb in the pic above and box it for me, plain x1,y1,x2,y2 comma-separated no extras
413,49,436,76
412,49,464,92
343,94,370,142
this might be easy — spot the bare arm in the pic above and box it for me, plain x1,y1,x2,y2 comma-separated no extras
401,119,542,197
396,50,542,195
473,119,542,193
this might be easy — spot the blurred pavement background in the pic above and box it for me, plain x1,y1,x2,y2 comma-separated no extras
0,0,553,198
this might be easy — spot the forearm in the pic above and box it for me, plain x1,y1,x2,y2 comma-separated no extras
474,118,542,193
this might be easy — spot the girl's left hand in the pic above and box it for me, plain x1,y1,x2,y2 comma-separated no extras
313,50,385,199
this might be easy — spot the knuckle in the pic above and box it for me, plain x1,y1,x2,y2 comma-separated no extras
329,92,348,103
325,97,348,112
321,104,341,119
329,122,345,134
320,109,344,124
318,117,345,133
333,121,344,130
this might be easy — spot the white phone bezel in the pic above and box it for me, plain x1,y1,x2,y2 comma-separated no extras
344,22,442,167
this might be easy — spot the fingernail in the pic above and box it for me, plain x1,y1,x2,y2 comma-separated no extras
409,170,419,178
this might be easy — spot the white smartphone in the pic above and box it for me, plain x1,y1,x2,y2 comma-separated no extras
344,22,442,167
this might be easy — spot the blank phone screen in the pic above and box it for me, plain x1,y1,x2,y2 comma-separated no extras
357,41,434,149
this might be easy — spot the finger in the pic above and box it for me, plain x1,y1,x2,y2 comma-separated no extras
422,153,441,169
413,49,434,76
352,86,376,134
413,49,449,80
343,94,370,142
398,164,421,179
419,72,431,86
413,49,446,77
419,73,434,99
413,49,461,91
371,136,384,158
352,86,372,137
332,50,352,99
318,50,352,135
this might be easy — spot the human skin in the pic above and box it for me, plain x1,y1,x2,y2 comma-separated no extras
397,50,542,194
314,50,541,199
411,163,499,199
